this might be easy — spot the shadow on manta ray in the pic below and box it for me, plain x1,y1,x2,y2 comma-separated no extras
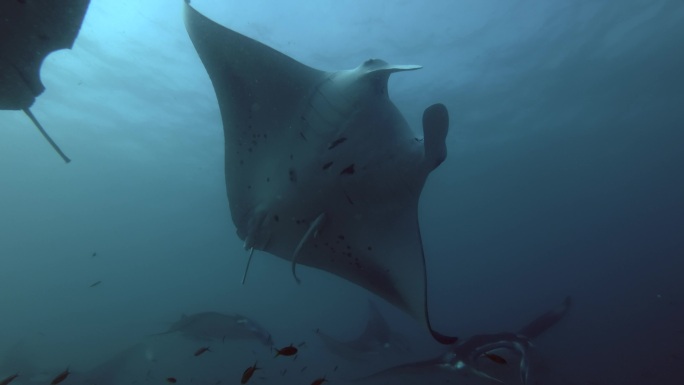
316,300,411,362
183,0,455,344
351,296,573,385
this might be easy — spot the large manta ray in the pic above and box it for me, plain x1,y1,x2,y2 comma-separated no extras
183,1,454,344
0,0,90,163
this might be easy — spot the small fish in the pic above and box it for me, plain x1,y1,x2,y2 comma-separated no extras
166,378,177,383
241,361,260,384
297,341,307,347
89,280,102,288
339,164,355,175
0,374,18,385
280,369,287,376
91,252,97,257
274,344,298,357
327,137,347,150
310,376,327,385
300,366,307,373
51,368,70,385
483,353,507,364
194,346,211,356
333,365,338,372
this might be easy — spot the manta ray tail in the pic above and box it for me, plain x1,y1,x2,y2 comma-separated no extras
23,108,70,163
291,213,326,284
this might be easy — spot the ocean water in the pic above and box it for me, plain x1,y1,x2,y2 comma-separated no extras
1,0,683,384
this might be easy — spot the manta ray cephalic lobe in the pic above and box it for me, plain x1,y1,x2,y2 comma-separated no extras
183,0,455,344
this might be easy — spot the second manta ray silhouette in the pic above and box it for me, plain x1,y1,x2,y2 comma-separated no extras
183,1,454,344
157,312,273,347
316,300,411,362
353,296,573,385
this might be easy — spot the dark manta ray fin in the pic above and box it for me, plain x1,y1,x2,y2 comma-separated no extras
0,0,90,163
184,1,455,344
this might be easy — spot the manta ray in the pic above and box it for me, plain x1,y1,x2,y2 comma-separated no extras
0,0,90,163
316,300,410,362
352,297,573,385
156,312,273,346
183,1,454,344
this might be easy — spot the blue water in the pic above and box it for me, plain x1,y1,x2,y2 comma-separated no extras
1,0,683,384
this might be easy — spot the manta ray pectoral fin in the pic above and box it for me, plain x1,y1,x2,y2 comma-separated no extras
291,213,326,284
422,103,449,171
23,108,71,163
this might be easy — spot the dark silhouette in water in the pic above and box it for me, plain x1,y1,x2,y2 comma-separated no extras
156,312,273,346
0,0,90,162
316,300,410,362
